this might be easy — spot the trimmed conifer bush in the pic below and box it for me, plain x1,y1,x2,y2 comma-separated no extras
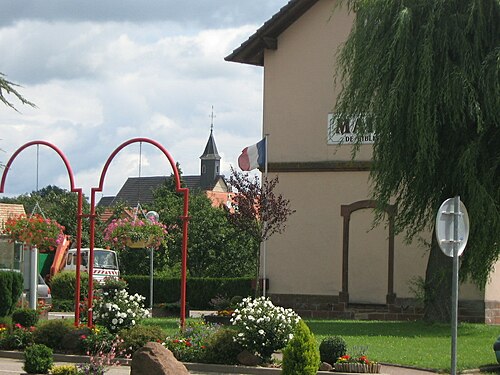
0,271,23,317
282,319,320,375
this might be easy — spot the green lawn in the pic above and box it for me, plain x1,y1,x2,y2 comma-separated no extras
143,318,500,372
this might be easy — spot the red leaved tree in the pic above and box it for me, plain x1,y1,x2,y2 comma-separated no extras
226,167,295,294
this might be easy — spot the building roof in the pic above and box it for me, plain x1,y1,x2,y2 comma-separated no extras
200,129,221,160
205,191,234,209
0,203,26,231
97,175,226,207
225,0,319,66
98,128,227,207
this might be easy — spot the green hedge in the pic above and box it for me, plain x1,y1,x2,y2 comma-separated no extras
50,271,89,300
123,276,254,309
0,271,24,317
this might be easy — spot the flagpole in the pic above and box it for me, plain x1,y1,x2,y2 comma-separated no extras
262,134,269,297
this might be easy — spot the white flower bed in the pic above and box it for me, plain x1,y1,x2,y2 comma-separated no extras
231,296,300,361
93,288,149,332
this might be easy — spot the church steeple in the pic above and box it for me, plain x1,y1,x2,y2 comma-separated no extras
200,107,221,190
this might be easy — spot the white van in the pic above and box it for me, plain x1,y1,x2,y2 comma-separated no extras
64,248,120,282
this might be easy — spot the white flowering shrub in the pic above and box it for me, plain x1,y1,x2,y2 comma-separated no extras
231,296,301,361
93,288,149,333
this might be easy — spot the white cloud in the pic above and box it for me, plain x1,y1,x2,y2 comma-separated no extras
0,1,281,199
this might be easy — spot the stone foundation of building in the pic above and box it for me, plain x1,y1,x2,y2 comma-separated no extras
269,293,493,323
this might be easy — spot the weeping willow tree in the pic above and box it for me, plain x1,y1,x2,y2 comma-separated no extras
0,72,35,110
334,0,499,322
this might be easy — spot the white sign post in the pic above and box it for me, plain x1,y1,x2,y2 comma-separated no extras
146,211,159,314
436,196,469,375
29,245,38,310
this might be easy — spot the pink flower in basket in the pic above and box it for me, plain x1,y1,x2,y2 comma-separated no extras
103,217,168,250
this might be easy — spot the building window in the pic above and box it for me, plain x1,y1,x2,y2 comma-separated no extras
202,165,206,174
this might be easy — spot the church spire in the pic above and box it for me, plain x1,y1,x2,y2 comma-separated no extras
200,106,221,190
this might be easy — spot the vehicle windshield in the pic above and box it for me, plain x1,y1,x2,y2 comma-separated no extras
94,250,118,269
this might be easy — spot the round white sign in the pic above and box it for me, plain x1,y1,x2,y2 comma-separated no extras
435,198,469,257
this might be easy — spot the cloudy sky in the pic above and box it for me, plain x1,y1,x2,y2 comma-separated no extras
0,0,288,200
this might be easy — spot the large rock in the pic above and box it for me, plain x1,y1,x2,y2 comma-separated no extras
319,361,334,371
131,342,190,375
237,349,263,366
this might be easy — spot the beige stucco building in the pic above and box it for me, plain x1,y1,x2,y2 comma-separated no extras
227,0,500,323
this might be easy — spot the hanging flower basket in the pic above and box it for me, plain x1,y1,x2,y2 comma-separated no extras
104,217,168,250
3,214,65,253
126,238,153,249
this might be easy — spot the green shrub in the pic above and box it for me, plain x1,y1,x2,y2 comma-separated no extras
80,326,114,355
118,324,166,355
204,328,243,365
319,335,347,365
0,323,34,350
153,301,190,318
23,343,53,374
0,316,12,328
95,277,127,293
12,308,39,328
282,319,320,375
124,275,253,308
163,320,219,363
51,299,75,312
0,270,23,317
230,295,244,307
59,326,91,354
11,271,23,310
33,319,74,350
50,271,89,300
50,364,78,375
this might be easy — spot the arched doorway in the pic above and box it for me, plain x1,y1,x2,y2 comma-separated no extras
339,200,396,305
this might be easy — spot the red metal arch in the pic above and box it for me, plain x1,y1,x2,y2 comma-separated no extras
0,141,84,326
93,137,185,193
88,137,190,328
0,140,78,193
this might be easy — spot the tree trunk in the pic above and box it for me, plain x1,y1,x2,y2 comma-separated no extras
254,242,262,297
423,231,453,322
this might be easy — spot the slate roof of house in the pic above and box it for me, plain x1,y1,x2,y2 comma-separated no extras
97,175,224,207
225,0,319,66
0,203,26,231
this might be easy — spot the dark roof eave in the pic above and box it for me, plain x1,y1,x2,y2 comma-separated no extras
224,0,320,66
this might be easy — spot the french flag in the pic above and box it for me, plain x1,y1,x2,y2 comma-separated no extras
238,138,266,171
